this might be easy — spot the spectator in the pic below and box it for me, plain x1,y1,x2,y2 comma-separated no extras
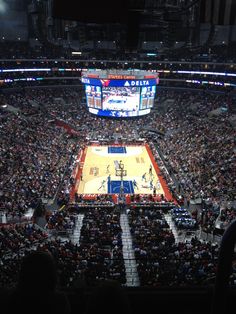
6,250,71,314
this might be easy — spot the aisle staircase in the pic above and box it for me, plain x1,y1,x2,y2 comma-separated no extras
163,212,197,243
163,212,184,243
120,213,140,287
70,213,84,244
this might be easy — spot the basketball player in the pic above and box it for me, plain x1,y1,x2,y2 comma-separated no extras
156,180,161,190
153,186,156,196
149,179,153,190
142,172,147,182
133,179,138,190
98,179,106,191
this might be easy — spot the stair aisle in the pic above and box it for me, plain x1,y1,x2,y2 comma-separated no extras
120,213,140,287
70,213,84,244
163,212,184,243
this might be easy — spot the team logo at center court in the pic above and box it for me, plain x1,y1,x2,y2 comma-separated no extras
100,79,110,87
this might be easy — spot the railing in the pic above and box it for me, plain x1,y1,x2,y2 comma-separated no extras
0,213,33,225
154,144,186,201
199,228,222,244
129,201,175,211
47,228,74,238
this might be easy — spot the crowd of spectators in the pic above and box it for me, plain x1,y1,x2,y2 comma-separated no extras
45,208,76,233
79,207,126,285
0,206,221,291
128,207,219,286
156,94,235,206
0,207,126,290
0,89,81,216
0,223,48,288
0,113,78,214
0,86,235,227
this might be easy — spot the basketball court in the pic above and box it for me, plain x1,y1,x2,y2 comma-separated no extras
75,145,166,196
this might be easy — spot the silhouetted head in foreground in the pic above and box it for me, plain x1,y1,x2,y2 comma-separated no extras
18,250,57,292
6,250,71,314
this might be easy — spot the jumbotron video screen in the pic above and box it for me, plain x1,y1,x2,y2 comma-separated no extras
82,77,157,118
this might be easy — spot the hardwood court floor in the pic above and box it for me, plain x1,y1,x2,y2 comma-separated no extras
77,145,165,195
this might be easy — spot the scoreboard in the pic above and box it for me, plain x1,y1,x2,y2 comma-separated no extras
81,71,159,118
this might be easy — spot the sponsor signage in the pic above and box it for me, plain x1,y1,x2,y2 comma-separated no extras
107,74,136,79
81,77,158,87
